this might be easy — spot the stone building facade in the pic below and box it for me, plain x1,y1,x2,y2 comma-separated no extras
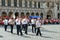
0,0,60,19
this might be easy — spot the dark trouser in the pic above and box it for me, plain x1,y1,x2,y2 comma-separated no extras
10,25,13,33
4,25,8,31
22,24,28,34
36,27,41,36
22,24,25,31
32,24,36,33
16,25,23,35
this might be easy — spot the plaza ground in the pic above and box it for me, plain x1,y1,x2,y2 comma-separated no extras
0,25,60,40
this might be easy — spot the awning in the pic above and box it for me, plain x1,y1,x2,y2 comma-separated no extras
29,16,41,19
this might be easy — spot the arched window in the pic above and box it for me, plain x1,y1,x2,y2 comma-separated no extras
58,13,60,19
31,12,34,16
21,12,25,17
40,13,43,18
15,12,19,18
1,12,7,19
2,12,7,16
26,12,30,16
8,12,13,17
36,12,39,16
47,10,52,19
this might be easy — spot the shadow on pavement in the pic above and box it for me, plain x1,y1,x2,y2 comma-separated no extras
28,34,36,36
6,31,11,33
41,29,58,33
13,33,17,35
22,35,31,38
28,28,32,32
0,35,3,38
0,25,4,28
41,35,52,38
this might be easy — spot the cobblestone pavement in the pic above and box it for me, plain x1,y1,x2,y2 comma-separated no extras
0,25,60,40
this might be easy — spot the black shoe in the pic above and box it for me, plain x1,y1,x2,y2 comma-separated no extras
32,31,34,33
36,34,38,36
39,34,42,36
5,29,7,31
17,34,19,35
11,32,13,34
20,34,23,36
5,30,6,31
17,34,19,36
25,33,28,35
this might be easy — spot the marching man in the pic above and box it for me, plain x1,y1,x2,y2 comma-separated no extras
3,18,8,31
22,16,29,34
15,17,23,36
36,18,42,36
31,18,36,33
8,18,15,33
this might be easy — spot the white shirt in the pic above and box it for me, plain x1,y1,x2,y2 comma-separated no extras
31,19,36,24
8,19,14,24
22,18,28,24
36,20,41,28
15,19,21,25
3,19,8,25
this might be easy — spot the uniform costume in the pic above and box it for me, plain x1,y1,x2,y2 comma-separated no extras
3,19,8,31
15,18,23,35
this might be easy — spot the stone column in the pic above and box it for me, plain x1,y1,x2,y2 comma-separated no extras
36,2,38,8
17,0,19,7
11,0,14,7
34,11,36,16
29,11,31,16
5,0,8,6
0,9,1,16
27,1,29,8
43,14,46,19
32,1,34,8
43,9,47,19
13,12,15,19
0,0,1,6
24,11,26,16
39,12,40,16
22,0,25,7
54,3,58,19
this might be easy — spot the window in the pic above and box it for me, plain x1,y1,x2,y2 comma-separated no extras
40,2,43,8
8,0,11,6
19,0,22,7
25,0,27,7
58,13,60,19
40,13,43,18
2,0,5,6
29,1,32,8
47,2,49,7
14,0,17,7
38,2,40,8
57,3,59,10
40,2,45,8
43,2,47,8
34,2,36,8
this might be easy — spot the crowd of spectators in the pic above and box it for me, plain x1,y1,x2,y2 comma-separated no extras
0,16,60,25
